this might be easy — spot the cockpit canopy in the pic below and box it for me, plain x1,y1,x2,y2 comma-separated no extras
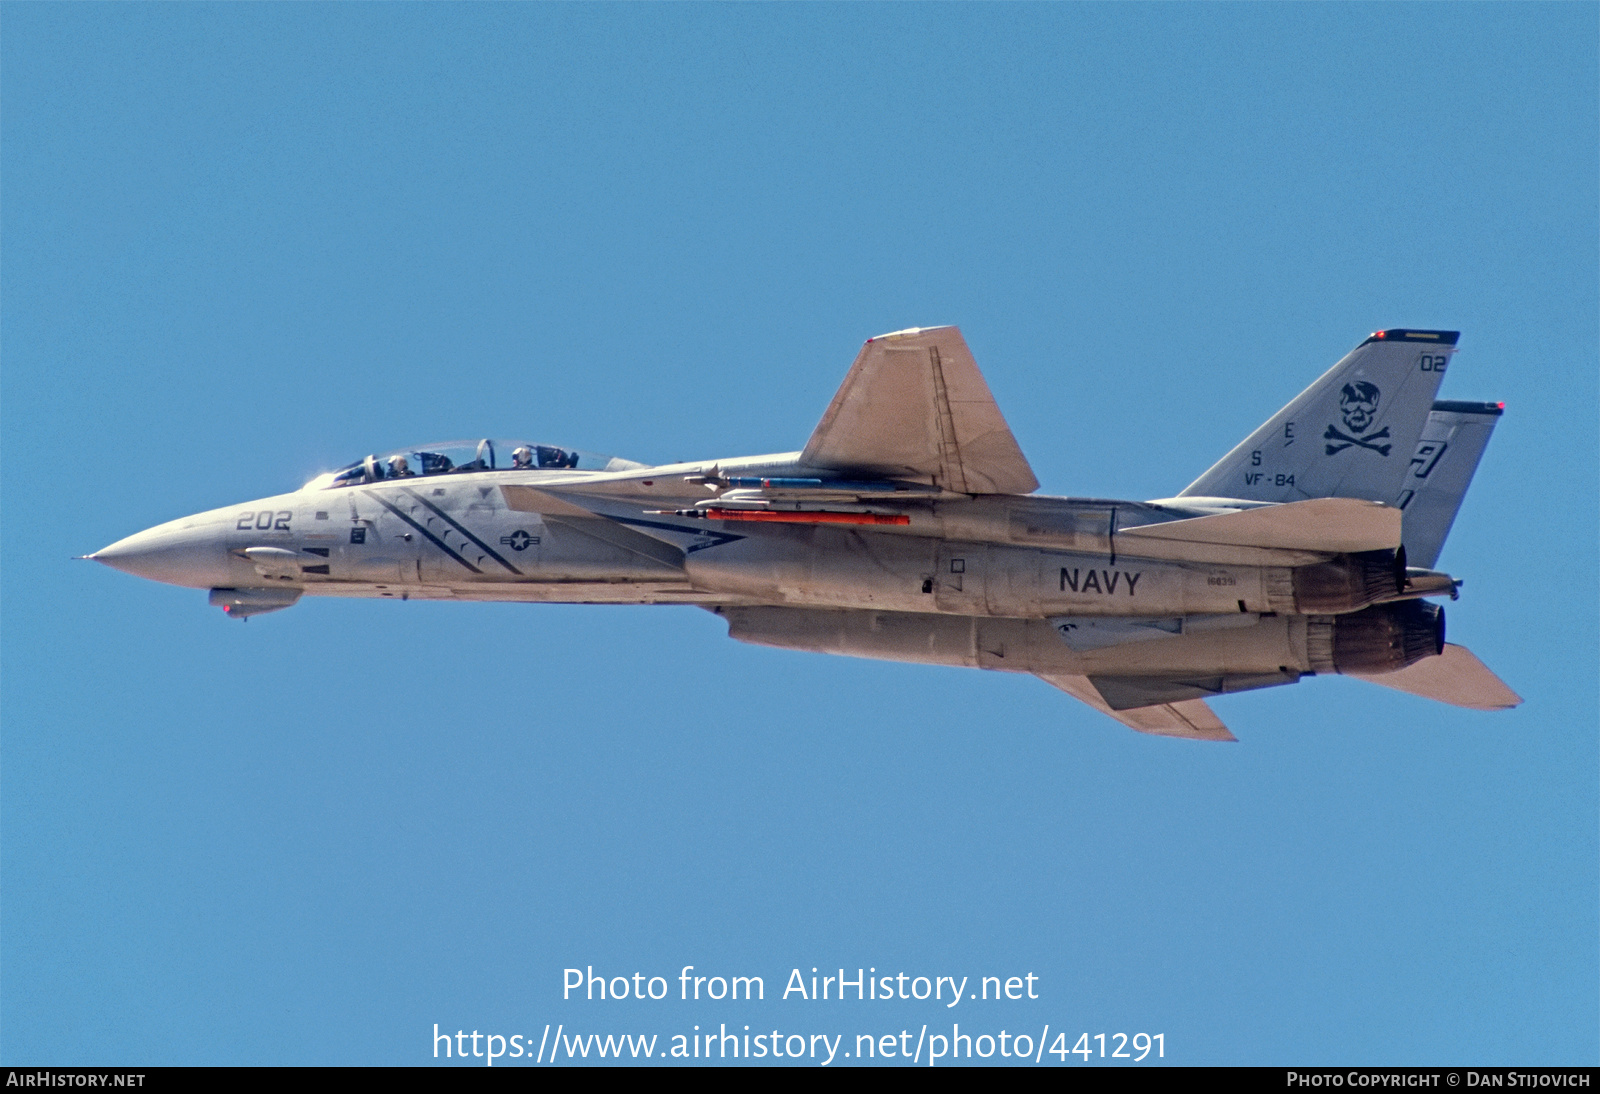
310,439,646,490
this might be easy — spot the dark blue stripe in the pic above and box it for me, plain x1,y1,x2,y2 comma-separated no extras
363,491,482,574
610,515,745,553
401,488,523,575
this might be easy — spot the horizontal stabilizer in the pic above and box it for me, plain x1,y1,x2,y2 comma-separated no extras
1121,497,1400,554
801,326,1039,495
1037,673,1237,742
1348,643,1521,710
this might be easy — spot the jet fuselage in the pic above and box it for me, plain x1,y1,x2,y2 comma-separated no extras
88,325,1516,740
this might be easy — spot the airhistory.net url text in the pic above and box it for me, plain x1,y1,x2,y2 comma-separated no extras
432,1023,1164,1065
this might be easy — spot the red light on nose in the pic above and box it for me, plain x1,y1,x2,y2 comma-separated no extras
1372,330,1386,339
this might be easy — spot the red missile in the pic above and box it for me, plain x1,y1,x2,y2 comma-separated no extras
700,508,909,526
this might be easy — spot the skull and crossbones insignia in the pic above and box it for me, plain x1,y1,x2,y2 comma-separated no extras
1324,380,1391,455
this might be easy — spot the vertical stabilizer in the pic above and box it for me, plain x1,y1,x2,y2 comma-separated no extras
1391,400,1503,569
1180,330,1457,505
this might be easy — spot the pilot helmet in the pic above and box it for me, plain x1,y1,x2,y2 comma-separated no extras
387,454,410,475
512,446,534,468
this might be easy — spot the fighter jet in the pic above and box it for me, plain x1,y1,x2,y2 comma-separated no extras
89,326,1520,741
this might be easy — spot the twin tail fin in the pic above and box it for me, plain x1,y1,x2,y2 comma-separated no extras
1180,329,1459,507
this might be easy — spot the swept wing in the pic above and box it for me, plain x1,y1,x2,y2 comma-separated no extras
1121,496,1400,555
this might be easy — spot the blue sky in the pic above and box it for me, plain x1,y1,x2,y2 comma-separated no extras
3,3,1595,1066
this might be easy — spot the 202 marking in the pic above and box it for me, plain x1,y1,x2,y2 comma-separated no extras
237,511,293,531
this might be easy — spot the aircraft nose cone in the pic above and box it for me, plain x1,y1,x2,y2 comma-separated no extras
91,520,230,588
